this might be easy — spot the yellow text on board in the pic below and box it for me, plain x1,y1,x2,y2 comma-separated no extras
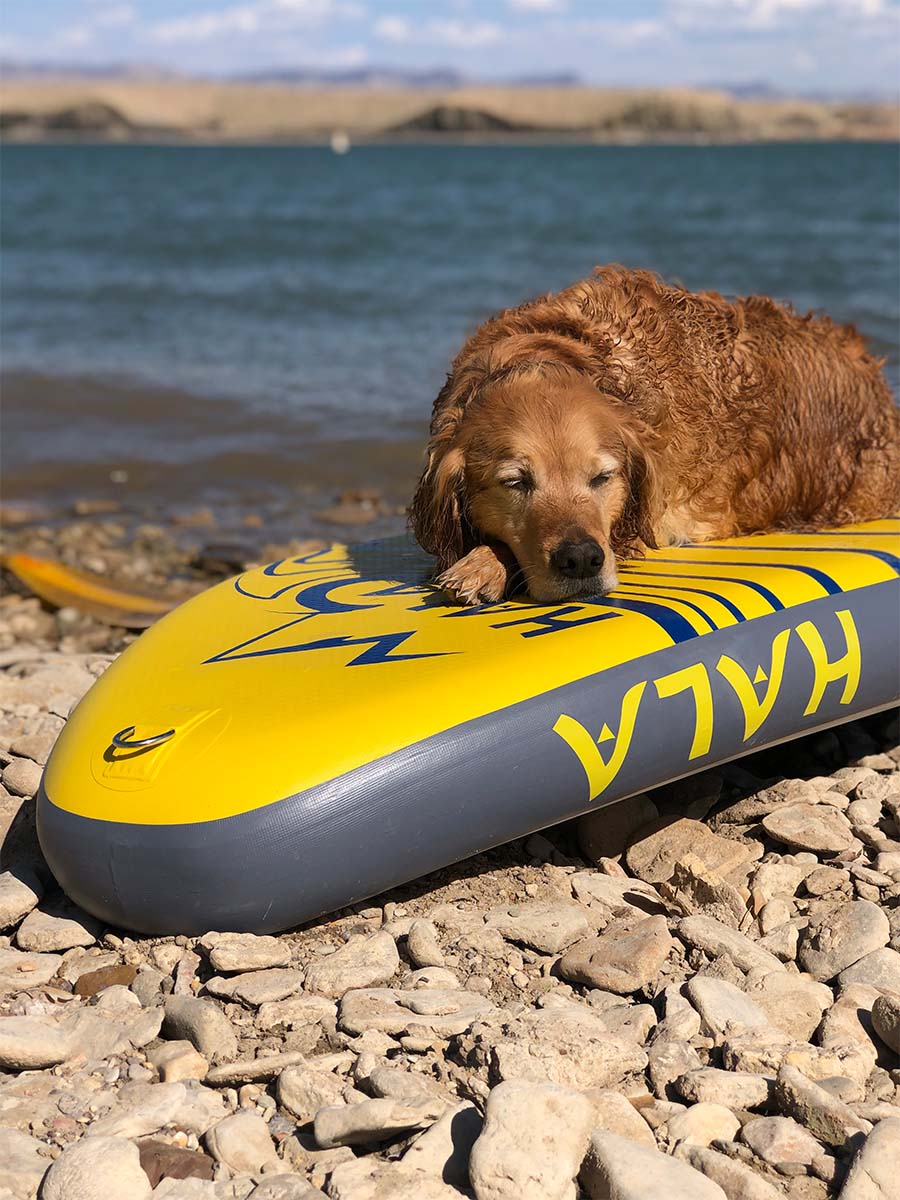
553,609,861,803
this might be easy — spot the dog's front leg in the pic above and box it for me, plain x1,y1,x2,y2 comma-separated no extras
437,543,518,606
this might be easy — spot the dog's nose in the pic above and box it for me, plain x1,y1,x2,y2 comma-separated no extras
550,538,605,579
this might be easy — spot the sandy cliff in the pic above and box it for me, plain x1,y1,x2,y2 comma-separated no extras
1,79,896,142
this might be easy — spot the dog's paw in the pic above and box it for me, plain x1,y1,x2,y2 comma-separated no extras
437,545,511,606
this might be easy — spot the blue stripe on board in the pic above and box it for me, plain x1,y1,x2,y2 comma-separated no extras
617,579,745,623
626,569,785,612
675,544,900,574
583,596,700,643
612,588,718,631
645,558,842,595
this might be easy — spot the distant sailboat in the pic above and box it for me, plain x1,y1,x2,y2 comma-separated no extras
330,130,351,155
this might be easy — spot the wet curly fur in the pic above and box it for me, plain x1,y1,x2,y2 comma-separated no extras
410,266,900,604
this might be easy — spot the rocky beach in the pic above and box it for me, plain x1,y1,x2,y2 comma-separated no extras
1,506,898,1200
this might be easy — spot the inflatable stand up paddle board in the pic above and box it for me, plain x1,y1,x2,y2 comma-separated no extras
38,518,900,935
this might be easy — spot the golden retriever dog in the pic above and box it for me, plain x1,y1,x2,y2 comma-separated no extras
410,266,900,605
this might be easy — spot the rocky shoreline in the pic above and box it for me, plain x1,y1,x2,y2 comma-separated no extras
1,514,898,1199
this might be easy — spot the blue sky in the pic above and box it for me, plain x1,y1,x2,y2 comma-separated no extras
2,1,898,94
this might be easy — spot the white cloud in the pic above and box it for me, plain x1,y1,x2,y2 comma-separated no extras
375,16,503,46
669,0,893,30
90,3,137,27
508,0,567,11
373,15,412,42
429,19,504,45
151,6,261,43
546,16,665,46
56,26,95,48
149,0,360,45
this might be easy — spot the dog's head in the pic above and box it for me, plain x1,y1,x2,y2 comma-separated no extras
411,361,661,602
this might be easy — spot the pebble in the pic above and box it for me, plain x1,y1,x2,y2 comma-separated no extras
586,1089,656,1147
0,1014,74,1070
0,941,59,1000
276,1063,346,1124
16,904,98,952
163,995,239,1063
676,1144,784,1200
661,854,748,927
570,871,666,916
1,756,43,797
339,986,492,1039
304,931,399,997
741,970,833,1042
201,932,292,973
255,993,336,1030
740,1115,825,1168
138,1139,215,1187
625,817,753,884
839,1116,900,1200
9,727,59,765
314,1096,446,1148
0,1128,54,1198
797,900,889,981
205,1110,281,1174
42,1135,152,1200
206,967,304,1006
558,915,672,993
74,962,138,996
685,976,774,1040
406,918,446,967
648,1039,704,1099
401,1100,482,1187
250,1180,328,1200
485,1006,647,1091
327,1158,456,1199
204,1050,313,1086
774,1063,870,1148
665,1102,742,1148
871,991,900,1052
675,1066,775,1109
147,1039,210,1083
250,1179,326,1200
804,866,851,896
0,868,42,929
368,1065,446,1104
581,1129,728,1200
762,803,854,853
678,915,784,974
719,1027,793,1076
468,1078,595,1200
485,900,593,954
835,946,900,990
88,1081,188,1138
654,983,702,1042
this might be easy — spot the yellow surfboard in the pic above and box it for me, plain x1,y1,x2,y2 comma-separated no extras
38,519,900,934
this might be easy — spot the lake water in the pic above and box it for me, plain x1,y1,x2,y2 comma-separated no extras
3,141,898,513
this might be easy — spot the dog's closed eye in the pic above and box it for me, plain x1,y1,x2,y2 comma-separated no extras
590,471,614,488
497,468,534,493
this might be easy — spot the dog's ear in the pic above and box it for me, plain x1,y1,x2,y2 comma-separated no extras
409,441,472,572
613,419,663,553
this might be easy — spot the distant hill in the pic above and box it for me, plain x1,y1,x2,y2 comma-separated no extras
0,78,896,144
0,59,181,81
0,61,581,89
